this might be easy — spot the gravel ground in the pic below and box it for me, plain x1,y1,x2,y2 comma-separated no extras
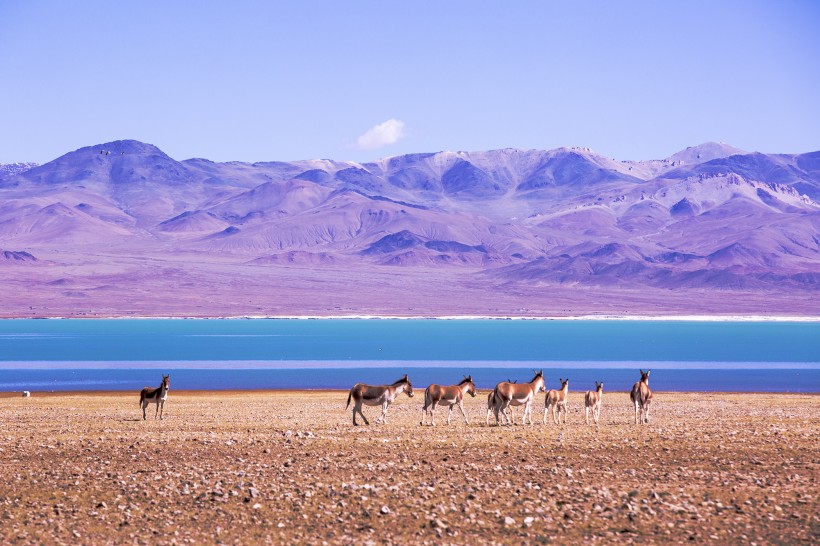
0,390,817,544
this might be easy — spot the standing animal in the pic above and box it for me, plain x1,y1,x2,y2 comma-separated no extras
492,370,546,426
630,369,652,424
346,374,414,426
139,374,170,420
544,378,570,425
584,382,603,425
485,388,516,425
421,375,477,426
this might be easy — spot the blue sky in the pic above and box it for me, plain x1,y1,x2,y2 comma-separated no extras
1,0,818,164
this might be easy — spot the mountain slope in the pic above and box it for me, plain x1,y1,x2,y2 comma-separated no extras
1,140,818,317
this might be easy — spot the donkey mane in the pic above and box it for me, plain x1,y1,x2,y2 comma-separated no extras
390,375,409,386
457,376,473,386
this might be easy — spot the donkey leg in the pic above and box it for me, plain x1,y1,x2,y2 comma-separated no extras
543,406,549,425
159,400,164,420
142,401,147,421
155,401,160,420
447,406,453,426
459,401,469,424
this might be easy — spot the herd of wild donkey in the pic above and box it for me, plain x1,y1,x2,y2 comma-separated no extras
345,369,653,427
134,370,654,427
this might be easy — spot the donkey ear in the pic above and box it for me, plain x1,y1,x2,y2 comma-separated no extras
647,369,651,376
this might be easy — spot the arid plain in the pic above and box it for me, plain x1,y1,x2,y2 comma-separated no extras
0,391,817,544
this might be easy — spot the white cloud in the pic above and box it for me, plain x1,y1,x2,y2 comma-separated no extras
355,119,406,150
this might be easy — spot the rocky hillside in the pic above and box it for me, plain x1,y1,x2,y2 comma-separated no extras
1,140,817,316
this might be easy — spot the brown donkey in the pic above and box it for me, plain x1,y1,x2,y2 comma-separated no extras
421,376,477,426
140,374,170,420
544,378,569,425
492,370,545,426
584,382,603,425
346,375,414,426
485,384,517,425
630,370,652,424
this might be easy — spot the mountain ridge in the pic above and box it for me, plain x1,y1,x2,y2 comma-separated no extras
1,139,818,317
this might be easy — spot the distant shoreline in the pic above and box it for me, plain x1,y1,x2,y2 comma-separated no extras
2,314,819,322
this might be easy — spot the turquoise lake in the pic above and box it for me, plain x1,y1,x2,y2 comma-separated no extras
0,319,818,392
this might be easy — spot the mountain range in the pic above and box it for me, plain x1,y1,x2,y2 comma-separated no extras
1,140,818,317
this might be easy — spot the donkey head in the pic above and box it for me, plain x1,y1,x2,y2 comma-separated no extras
162,374,170,390
639,369,650,383
403,375,414,397
532,370,546,392
458,375,476,397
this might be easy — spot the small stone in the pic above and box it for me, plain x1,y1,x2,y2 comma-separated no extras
524,516,534,527
252,503,262,510
380,505,390,515
504,516,515,526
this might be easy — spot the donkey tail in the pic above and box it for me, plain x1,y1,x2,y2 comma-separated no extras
345,388,353,410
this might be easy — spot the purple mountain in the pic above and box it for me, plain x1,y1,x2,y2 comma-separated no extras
1,140,817,317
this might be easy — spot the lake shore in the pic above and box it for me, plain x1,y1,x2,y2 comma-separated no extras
1,391,817,544
3,314,820,321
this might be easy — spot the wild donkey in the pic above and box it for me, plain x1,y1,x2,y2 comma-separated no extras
485,384,516,426
346,375,414,426
421,376,476,426
584,382,603,425
630,370,652,424
140,374,170,420
544,378,569,425
492,370,545,426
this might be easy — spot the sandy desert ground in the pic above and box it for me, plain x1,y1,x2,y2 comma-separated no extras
0,390,817,544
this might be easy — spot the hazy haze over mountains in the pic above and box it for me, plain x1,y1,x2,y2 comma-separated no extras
1,140,818,317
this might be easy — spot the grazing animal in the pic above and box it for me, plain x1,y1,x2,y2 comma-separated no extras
630,369,652,424
139,374,170,420
421,375,477,426
22,390,30,397
584,382,603,425
492,370,546,426
544,378,570,425
346,374,414,426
